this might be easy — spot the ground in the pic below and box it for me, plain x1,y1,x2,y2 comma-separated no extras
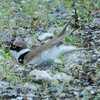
0,0,100,100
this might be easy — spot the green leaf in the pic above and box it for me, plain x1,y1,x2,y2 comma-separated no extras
64,35,78,45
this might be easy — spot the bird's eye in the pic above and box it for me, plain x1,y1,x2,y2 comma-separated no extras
19,58,23,63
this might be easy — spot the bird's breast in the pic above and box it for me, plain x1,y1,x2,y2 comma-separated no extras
27,44,76,65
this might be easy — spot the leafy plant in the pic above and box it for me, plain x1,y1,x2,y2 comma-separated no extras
64,35,79,45
64,0,100,25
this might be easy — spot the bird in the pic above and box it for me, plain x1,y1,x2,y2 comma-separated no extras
7,21,77,65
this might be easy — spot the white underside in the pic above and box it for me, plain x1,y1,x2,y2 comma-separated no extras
28,45,76,65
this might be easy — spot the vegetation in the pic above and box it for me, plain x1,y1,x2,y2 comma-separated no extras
0,0,100,99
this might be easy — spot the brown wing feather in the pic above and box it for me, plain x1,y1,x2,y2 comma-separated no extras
24,22,70,63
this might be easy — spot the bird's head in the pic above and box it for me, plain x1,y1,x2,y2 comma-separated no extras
6,36,27,52
5,36,30,64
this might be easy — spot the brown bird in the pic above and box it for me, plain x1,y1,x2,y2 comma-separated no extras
24,23,71,64
8,20,77,65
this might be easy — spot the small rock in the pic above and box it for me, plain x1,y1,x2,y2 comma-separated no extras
93,18,100,25
16,96,23,100
29,70,52,81
38,32,54,41
53,73,73,82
